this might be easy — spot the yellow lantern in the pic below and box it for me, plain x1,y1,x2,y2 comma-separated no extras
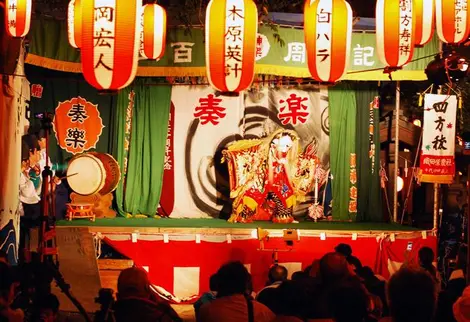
376,0,415,68
140,3,167,60
304,0,353,83
67,0,83,48
81,0,140,91
436,0,470,44
5,0,32,38
205,0,258,92
414,0,434,46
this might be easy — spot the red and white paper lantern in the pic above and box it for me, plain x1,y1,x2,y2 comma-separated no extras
81,0,140,92
414,0,434,46
67,0,83,48
376,0,415,68
140,3,167,60
304,0,353,83
5,0,32,38
436,0,470,44
205,0,258,92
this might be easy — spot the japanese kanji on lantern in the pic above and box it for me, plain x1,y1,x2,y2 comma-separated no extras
5,0,32,38
376,0,415,68
205,0,258,92
81,0,140,91
67,0,82,48
419,94,457,184
414,0,434,46
53,97,105,155
436,0,470,44
304,0,353,83
140,3,167,60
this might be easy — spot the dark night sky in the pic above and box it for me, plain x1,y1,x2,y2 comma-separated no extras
347,0,377,18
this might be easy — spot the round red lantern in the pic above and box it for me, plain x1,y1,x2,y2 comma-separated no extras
81,0,140,91
5,0,32,38
304,0,353,83
140,3,167,60
205,0,258,92
436,0,470,44
414,0,434,46
67,0,83,48
376,0,415,68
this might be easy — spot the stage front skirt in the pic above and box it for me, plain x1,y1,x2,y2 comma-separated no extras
103,233,436,303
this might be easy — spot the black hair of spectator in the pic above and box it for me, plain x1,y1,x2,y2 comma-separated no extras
276,280,309,319
215,261,251,298
291,271,307,281
335,243,353,257
36,293,60,313
22,134,40,153
418,247,434,267
37,129,47,140
209,273,219,292
387,267,437,322
346,255,363,270
328,281,370,322
268,265,288,284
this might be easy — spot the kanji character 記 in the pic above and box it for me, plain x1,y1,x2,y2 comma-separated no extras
353,45,375,66
432,134,448,150
283,42,305,63
171,42,195,63
278,94,310,125
67,103,89,123
194,94,226,125
65,128,87,149
434,116,445,131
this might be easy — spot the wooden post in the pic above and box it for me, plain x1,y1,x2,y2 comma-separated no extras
393,81,400,223
433,183,439,231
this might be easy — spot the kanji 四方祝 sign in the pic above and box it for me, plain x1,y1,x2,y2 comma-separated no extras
419,94,457,184
53,97,105,154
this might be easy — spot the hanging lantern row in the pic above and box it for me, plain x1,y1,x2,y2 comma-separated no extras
414,0,434,46
304,0,353,83
4,0,32,38
67,0,82,48
140,3,167,60
436,0,470,44
205,0,258,92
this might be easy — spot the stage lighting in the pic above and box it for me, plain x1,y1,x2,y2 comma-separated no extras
413,119,422,127
397,176,404,192
425,53,468,85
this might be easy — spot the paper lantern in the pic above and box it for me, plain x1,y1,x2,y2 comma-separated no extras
140,3,167,60
414,0,434,46
436,0,470,44
67,0,83,48
376,0,415,68
5,0,32,37
304,0,353,83
81,0,140,92
205,0,258,92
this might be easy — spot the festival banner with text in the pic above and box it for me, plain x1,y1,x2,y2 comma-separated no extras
419,94,457,184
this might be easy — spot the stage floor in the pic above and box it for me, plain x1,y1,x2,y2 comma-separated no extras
56,218,421,235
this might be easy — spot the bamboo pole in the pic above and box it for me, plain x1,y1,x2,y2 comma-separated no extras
393,81,400,223
433,183,439,231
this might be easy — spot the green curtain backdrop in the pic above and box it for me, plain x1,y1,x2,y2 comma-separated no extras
329,83,357,221
354,83,383,222
114,79,171,217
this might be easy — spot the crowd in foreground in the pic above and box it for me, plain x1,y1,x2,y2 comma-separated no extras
0,243,469,322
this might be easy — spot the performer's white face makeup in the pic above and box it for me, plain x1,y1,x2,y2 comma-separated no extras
277,135,293,153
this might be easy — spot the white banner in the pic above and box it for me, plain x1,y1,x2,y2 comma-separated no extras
419,94,457,183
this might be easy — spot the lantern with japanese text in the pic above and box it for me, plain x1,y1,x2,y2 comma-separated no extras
67,0,83,48
81,0,140,92
205,0,258,92
140,3,167,60
414,0,434,46
436,0,470,44
376,0,415,68
4,0,32,38
304,0,353,83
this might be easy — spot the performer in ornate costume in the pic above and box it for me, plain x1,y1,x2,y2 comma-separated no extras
223,129,323,223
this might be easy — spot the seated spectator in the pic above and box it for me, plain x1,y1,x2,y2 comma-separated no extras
274,280,310,322
0,262,23,322
347,255,363,274
194,273,219,320
384,267,437,322
319,252,351,285
36,293,60,322
198,261,275,322
418,247,440,287
328,281,374,322
335,243,353,258
114,266,182,322
257,265,288,298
